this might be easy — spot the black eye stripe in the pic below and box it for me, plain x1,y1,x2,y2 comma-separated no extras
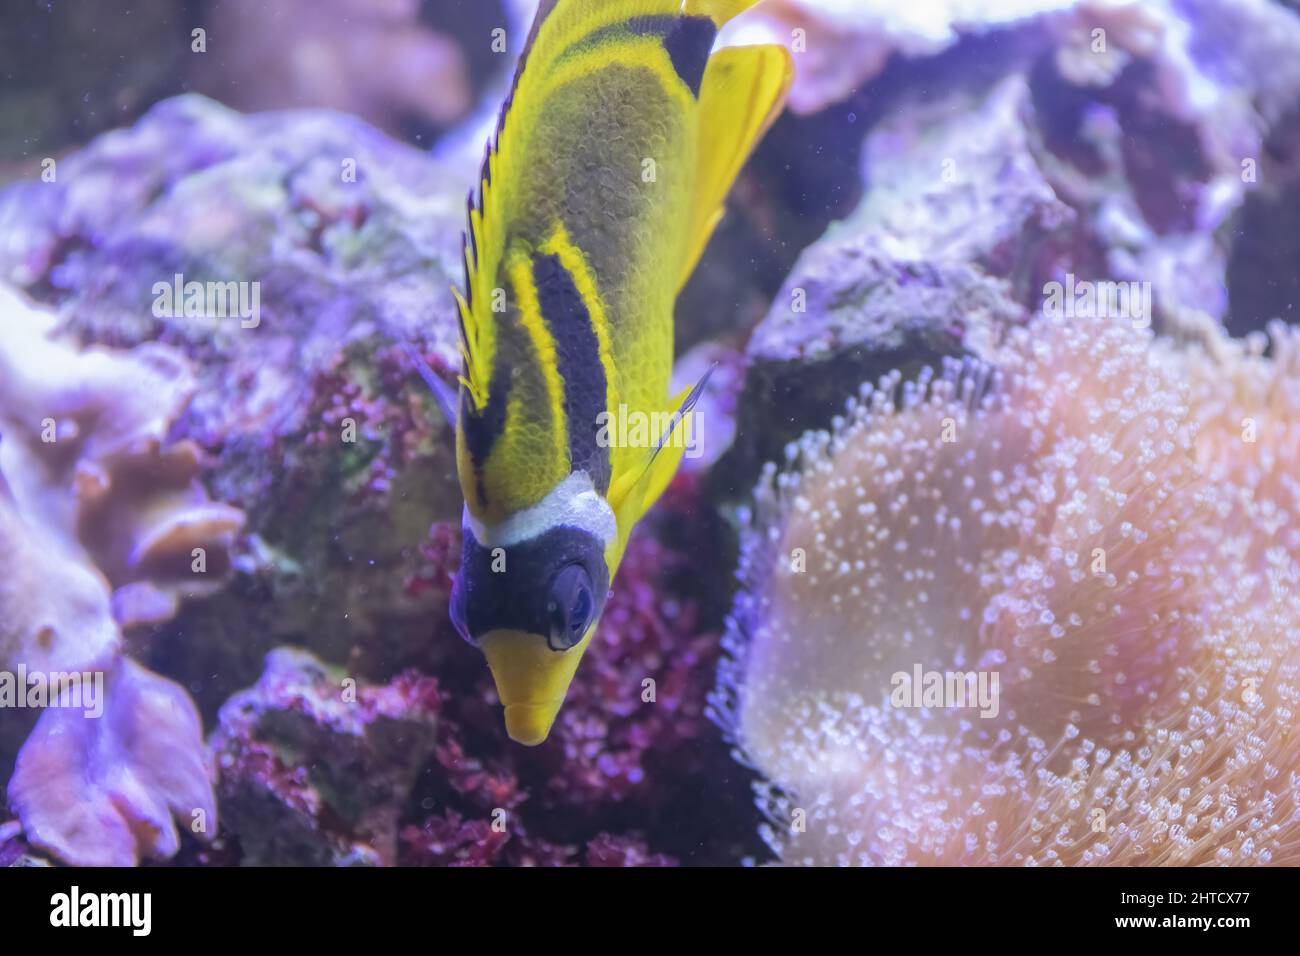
453,525,609,645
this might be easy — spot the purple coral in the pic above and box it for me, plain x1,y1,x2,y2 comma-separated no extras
9,659,216,867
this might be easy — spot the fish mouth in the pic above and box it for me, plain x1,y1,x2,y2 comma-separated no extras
479,629,590,746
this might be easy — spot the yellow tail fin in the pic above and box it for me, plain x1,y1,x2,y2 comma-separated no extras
683,0,765,26
679,43,795,290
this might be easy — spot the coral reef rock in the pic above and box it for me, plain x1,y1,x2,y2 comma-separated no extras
718,0,1079,115
0,283,234,866
723,0,1300,485
211,647,442,866
0,94,467,713
725,77,1064,482
190,0,473,140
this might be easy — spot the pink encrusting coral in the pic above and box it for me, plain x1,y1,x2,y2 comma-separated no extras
716,309,1300,866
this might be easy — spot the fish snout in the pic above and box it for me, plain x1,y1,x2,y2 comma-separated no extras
479,628,590,746
503,701,560,747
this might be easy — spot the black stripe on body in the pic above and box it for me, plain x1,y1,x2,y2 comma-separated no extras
461,233,473,310
562,14,717,98
452,523,610,642
576,14,675,51
531,252,611,493
461,365,512,508
661,16,716,97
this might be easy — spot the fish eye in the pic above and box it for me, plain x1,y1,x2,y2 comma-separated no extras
546,563,594,651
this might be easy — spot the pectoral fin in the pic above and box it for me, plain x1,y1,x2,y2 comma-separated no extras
399,339,459,426
608,364,714,525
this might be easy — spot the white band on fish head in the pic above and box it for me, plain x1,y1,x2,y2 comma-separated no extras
464,471,617,550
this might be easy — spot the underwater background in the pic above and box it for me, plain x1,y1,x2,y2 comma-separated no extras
1,0,1299,867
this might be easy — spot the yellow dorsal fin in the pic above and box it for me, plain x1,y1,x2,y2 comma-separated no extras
678,42,794,291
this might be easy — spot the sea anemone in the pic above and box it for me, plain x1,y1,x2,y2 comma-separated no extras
715,309,1300,866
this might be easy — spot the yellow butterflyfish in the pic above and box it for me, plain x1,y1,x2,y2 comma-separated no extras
444,0,792,745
